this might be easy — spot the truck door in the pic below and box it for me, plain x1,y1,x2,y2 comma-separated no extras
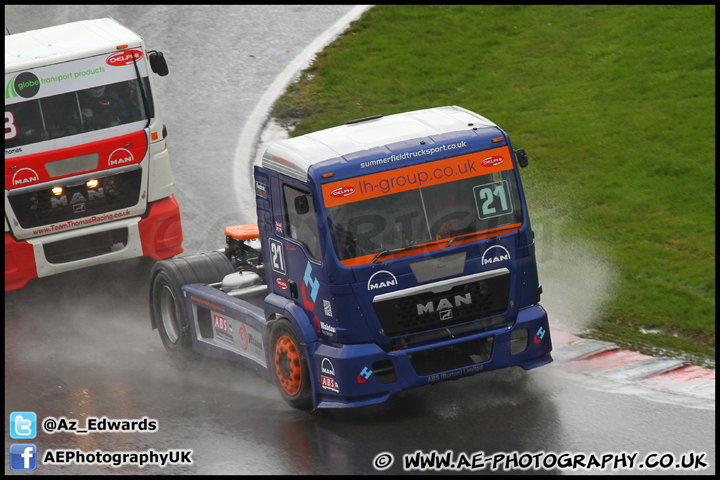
279,182,337,339
282,183,322,263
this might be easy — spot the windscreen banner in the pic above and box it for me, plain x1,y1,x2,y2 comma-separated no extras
5,50,151,160
321,146,514,208
5,50,148,105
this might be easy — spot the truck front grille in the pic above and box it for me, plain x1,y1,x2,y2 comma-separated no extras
373,271,511,337
8,167,142,229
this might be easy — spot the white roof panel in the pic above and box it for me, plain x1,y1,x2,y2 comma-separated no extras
262,106,497,181
5,18,144,73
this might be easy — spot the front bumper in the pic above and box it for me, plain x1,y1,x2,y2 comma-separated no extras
4,195,182,291
306,304,552,409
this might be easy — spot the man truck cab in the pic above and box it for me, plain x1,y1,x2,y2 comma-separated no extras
150,106,551,409
5,18,182,291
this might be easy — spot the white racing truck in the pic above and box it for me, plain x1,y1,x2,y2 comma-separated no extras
5,18,183,291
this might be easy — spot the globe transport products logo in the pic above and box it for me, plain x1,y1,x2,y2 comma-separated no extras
6,50,148,104
6,67,109,100
5,72,40,98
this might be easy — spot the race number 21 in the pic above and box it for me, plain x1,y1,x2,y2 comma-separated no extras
474,181,513,219
269,238,286,275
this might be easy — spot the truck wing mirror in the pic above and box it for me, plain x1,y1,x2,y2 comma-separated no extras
148,51,169,76
294,195,310,215
515,148,529,168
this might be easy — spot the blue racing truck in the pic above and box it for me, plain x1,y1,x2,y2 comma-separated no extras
149,106,552,410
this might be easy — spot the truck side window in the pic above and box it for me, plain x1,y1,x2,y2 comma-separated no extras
283,184,322,262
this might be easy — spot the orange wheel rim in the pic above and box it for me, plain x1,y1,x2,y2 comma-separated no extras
275,334,302,396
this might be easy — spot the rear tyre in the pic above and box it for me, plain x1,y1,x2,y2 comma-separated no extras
149,251,234,356
271,319,313,410
151,268,192,356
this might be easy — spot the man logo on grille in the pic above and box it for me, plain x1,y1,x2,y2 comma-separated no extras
50,189,105,209
416,293,472,316
439,310,453,321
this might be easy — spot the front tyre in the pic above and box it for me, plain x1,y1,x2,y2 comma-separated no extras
271,319,313,410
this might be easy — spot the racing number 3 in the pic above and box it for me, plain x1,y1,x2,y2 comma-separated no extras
5,112,17,140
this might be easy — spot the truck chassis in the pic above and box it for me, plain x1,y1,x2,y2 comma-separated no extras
150,229,552,410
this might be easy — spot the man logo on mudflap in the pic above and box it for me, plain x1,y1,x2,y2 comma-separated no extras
321,358,335,376
416,293,472,316
6,72,40,99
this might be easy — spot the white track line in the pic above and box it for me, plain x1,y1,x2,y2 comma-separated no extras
233,5,371,209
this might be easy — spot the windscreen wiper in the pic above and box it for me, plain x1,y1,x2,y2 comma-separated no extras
445,231,493,249
371,243,428,264
372,226,502,263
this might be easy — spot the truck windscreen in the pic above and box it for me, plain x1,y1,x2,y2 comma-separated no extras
322,147,524,265
5,77,150,149
6,49,153,155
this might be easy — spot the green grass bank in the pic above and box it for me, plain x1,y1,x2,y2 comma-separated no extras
271,5,715,366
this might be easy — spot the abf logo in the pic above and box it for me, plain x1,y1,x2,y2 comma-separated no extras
6,72,40,99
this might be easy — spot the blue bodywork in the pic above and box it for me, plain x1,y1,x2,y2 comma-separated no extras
183,119,553,409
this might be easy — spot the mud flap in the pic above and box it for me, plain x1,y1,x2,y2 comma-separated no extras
182,283,273,384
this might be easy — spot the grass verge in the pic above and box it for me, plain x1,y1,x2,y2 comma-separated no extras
272,5,715,366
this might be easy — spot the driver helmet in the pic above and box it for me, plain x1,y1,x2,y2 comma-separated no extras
87,86,106,98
